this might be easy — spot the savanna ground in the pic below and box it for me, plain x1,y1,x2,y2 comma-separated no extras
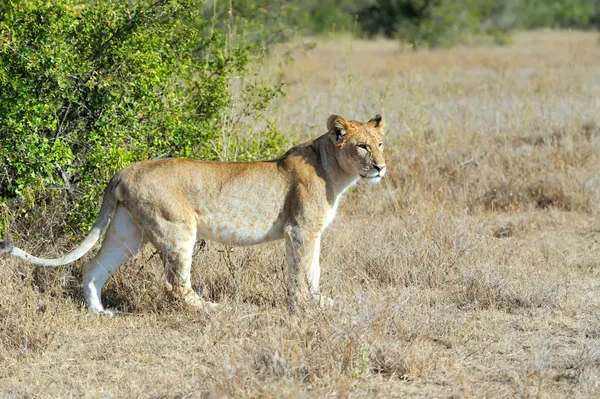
2,30,600,397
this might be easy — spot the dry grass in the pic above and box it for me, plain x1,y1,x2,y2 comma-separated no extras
2,30,600,397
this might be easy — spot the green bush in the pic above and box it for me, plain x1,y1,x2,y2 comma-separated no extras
202,0,600,48
356,0,511,48
202,0,357,46
202,0,299,45
301,0,359,35
201,0,600,47
511,0,598,29
0,0,285,237
352,0,599,47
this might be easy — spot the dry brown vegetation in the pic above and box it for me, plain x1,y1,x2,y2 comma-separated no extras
2,30,600,397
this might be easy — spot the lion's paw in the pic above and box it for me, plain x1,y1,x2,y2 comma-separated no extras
185,293,219,310
89,308,118,317
313,294,336,309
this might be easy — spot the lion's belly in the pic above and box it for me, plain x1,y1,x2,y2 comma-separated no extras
196,213,286,246
192,169,289,246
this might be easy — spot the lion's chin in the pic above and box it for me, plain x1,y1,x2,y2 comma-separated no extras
363,176,382,184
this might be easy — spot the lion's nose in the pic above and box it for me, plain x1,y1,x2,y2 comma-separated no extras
373,164,385,172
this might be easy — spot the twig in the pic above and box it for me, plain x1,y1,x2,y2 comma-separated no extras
459,151,488,167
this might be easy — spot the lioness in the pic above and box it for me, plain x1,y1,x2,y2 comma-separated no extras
0,114,386,315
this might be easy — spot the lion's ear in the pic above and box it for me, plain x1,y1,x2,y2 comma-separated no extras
327,114,349,140
367,114,385,132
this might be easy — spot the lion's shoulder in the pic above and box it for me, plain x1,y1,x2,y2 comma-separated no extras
278,138,317,161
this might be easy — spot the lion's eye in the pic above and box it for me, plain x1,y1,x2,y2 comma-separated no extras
378,142,383,149
357,144,369,151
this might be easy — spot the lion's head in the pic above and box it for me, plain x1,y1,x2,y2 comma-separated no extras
327,113,386,182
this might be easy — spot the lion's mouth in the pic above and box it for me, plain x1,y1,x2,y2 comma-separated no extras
361,170,386,179
361,173,382,179
361,166,386,179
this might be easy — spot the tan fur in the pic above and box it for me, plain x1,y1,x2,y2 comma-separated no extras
0,114,386,314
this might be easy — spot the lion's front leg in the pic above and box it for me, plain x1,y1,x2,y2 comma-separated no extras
284,225,324,311
305,235,335,308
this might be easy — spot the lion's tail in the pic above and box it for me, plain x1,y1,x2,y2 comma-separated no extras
0,177,121,267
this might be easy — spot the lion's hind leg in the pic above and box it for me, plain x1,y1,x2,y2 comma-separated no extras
146,222,217,311
163,248,219,310
163,250,216,310
83,205,143,316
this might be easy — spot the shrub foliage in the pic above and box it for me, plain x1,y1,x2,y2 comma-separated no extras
0,0,283,236
222,0,600,48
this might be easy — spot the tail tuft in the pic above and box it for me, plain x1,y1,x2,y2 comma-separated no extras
0,241,14,253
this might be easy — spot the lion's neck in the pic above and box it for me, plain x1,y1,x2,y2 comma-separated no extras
312,135,359,198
